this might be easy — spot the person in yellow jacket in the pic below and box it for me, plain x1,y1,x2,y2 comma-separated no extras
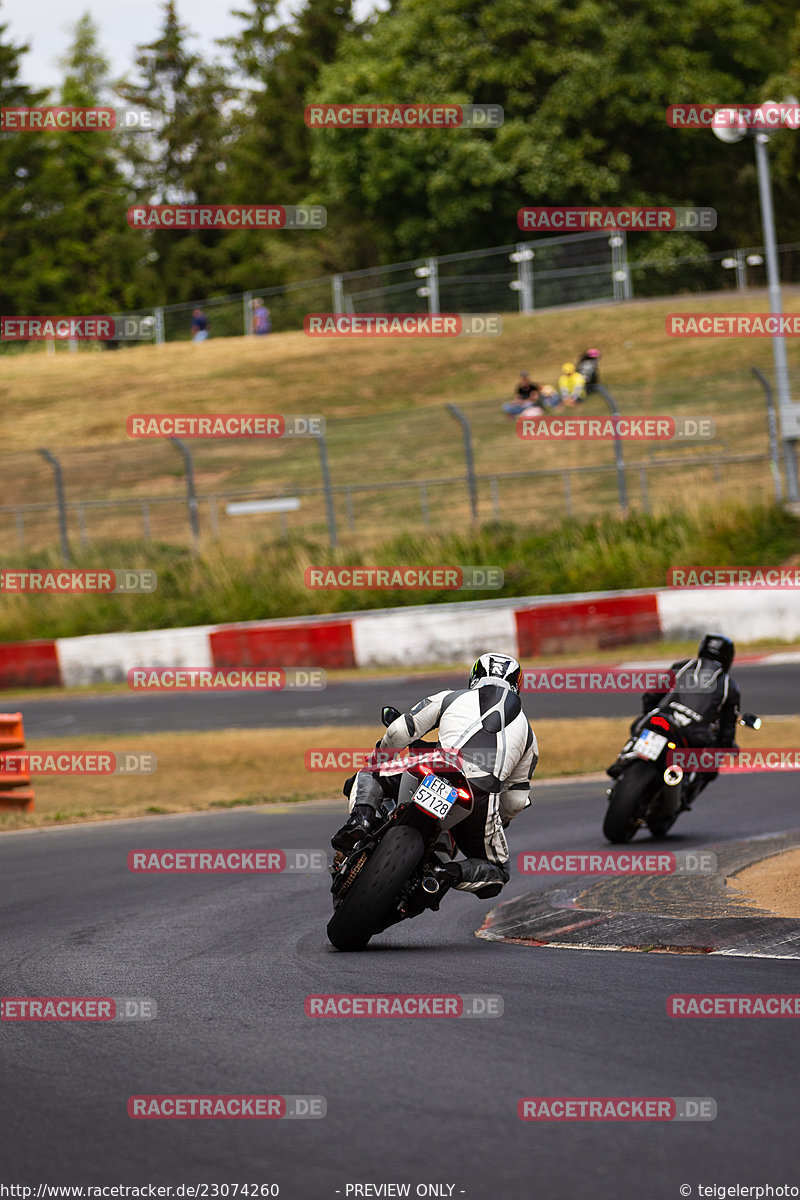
558,361,586,406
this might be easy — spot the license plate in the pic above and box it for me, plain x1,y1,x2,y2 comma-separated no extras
412,773,457,818
633,730,668,761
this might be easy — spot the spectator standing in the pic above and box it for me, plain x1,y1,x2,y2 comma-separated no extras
191,308,209,342
251,299,272,336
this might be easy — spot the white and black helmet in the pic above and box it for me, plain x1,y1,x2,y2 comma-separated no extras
469,653,522,693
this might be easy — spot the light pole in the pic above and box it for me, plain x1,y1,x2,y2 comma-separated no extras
713,103,799,503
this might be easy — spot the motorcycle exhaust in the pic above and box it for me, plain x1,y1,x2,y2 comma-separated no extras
663,764,683,815
421,874,440,894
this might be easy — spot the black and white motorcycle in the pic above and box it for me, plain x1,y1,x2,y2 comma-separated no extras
327,707,475,951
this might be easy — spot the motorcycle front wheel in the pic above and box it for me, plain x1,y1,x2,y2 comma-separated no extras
602,761,659,844
326,825,425,951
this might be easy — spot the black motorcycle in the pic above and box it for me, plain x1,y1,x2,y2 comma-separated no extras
602,711,762,843
327,707,476,951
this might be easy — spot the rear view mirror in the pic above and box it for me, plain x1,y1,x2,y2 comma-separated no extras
381,705,401,727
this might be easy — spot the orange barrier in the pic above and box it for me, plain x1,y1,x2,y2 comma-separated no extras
0,713,34,811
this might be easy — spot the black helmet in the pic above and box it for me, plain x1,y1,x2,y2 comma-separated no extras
697,633,735,672
469,653,521,693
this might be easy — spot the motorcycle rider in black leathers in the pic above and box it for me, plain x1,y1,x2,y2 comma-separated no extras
607,633,740,804
331,653,538,899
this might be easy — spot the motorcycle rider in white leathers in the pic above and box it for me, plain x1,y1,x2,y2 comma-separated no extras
331,653,538,898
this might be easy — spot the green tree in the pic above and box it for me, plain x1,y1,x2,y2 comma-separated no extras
0,6,51,315
24,13,146,314
222,0,364,287
309,0,794,259
116,0,237,302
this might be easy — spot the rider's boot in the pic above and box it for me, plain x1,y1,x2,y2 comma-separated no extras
331,804,380,852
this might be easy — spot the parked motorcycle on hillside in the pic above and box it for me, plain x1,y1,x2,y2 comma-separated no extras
602,711,762,843
327,707,475,951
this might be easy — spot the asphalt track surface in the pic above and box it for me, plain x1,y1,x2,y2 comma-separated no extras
2,773,799,1196
6,662,798,738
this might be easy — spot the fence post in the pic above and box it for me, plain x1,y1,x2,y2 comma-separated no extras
37,448,71,564
419,483,430,526
752,366,784,502
561,472,573,517
141,502,151,540
168,437,201,552
591,385,628,515
315,433,338,549
77,503,90,549
154,306,165,345
621,230,632,299
243,291,253,336
490,477,500,520
446,404,478,522
344,488,356,532
735,251,747,291
639,466,650,513
427,257,440,315
332,275,345,315
515,246,534,314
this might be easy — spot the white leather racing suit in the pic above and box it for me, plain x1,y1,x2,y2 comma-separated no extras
349,677,538,893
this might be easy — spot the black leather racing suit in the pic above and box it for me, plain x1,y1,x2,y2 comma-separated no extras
632,655,741,796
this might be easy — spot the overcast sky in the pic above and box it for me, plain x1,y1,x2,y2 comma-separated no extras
2,0,378,92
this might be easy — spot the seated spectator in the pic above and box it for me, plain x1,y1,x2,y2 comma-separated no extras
502,371,543,417
558,361,586,407
538,384,560,411
576,348,600,390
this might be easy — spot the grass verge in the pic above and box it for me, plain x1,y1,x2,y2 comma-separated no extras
1,501,798,640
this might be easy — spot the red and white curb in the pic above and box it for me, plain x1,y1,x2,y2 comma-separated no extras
1,586,798,688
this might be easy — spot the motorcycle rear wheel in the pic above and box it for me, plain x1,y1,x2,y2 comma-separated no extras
327,825,425,951
603,761,659,844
